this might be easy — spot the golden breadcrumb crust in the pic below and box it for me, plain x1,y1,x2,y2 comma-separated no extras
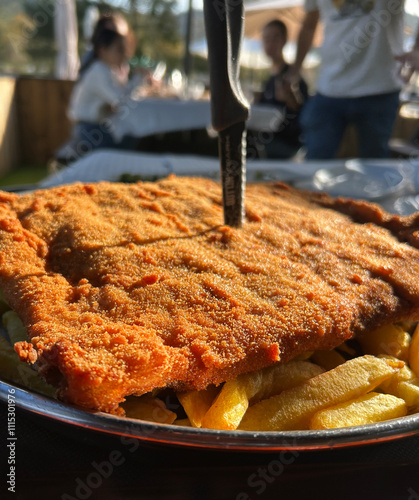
0,177,419,414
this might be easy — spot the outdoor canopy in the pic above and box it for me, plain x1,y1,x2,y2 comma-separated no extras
54,0,80,80
244,0,323,46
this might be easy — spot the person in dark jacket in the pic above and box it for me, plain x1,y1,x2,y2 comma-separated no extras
251,19,309,159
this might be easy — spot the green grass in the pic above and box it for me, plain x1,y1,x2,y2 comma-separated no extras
0,164,49,188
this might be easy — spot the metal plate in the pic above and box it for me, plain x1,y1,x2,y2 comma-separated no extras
1,379,419,452
2,174,419,452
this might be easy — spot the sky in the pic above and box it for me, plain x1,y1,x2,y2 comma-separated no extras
107,0,419,15
176,0,202,13
95,0,202,13
106,0,418,17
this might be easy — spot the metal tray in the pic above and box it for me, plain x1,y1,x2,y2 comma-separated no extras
1,379,419,452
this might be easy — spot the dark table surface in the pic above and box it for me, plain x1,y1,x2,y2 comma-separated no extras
1,401,419,500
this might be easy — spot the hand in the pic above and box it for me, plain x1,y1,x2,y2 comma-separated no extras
275,78,292,102
282,64,301,86
396,48,419,83
275,77,302,111
281,66,304,110
135,68,162,89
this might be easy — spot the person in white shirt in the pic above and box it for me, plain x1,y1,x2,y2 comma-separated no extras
68,28,139,156
286,0,419,159
78,12,135,83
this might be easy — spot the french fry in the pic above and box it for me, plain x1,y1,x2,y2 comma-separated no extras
238,355,403,431
379,361,415,391
200,361,324,430
310,349,346,370
335,341,357,357
1,303,418,430
409,324,419,376
397,320,416,334
121,394,177,424
358,324,410,362
173,418,192,427
394,380,419,411
309,392,407,430
2,311,28,344
378,356,419,410
176,385,219,428
0,335,55,397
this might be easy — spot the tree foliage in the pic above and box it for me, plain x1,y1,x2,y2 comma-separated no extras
0,0,183,76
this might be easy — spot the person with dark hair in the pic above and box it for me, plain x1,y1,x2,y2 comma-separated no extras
79,12,135,81
68,28,140,154
250,19,309,159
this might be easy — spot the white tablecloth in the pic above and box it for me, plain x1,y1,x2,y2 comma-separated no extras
40,151,419,215
109,98,283,141
42,151,319,187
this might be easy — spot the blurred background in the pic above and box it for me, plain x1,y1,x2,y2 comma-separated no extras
0,0,321,92
0,0,418,186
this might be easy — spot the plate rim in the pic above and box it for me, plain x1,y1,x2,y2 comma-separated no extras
2,379,419,452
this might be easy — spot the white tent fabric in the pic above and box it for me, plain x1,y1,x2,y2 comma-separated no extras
54,0,80,80
83,6,99,42
246,0,304,11
190,37,271,69
244,0,323,46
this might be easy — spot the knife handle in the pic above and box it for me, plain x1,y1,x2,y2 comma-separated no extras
203,0,250,131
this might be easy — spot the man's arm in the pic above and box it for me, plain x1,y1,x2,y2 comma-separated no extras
285,9,320,83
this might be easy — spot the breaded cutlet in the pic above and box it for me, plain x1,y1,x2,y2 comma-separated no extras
0,177,419,413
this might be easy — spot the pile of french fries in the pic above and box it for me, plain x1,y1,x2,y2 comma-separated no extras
174,322,419,431
1,302,419,432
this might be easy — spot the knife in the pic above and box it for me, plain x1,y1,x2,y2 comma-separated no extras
204,0,250,227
